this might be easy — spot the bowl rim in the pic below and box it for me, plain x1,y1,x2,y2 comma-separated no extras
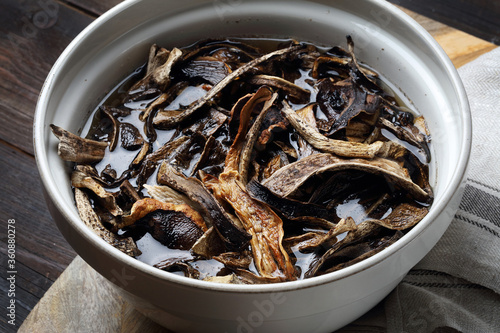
34,0,471,294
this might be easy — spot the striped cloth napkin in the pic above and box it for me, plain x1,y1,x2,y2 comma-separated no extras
341,47,500,333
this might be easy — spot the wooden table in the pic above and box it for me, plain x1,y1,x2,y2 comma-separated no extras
0,1,496,332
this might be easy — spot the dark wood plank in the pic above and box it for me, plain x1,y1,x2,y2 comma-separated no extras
69,0,500,45
0,0,94,155
0,142,76,332
64,0,123,16
389,0,500,45
396,7,497,68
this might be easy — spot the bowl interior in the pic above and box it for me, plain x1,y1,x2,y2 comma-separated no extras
35,0,469,291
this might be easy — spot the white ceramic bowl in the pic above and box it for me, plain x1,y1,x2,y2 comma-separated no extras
34,0,471,332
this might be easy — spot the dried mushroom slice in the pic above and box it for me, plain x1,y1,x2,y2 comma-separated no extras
225,87,275,175
71,169,123,216
239,91,277,183
135,135,190,187
144,184,197,207
100,107,120,152
50,125,108,163
283,232,324,251
262,153,429,201
183,107,228,138
378,117,430,163
120,123,145,151
153,44,302,128
256,106,290,150
120,198,207,251
181,56,232,85
365,202,429,230
120,179,141,202
137,210,205,250
191,227,226,258
232,268,285,284
213,251,253,270
246,179,338,228
119,198,206,230
321,231,403,275
281,101,403,159
311,54,379,80
305,220,384,277
261,151,289,181
298,217,357,252
74,188,140,257
140,81,188,123
155,261,200,279
346,35,388,97
218,90,296,281
131,142,150,167
181,41,258,69
247,74,311,104
146,45,170,73
133,47,183,91
203,274,245,284
311,55,350,79
295,104,319,159
157,162,251,250
315,78,381,136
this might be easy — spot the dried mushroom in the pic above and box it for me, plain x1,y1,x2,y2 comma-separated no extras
74,188,139,257
51,37,433,283
50,125,107,163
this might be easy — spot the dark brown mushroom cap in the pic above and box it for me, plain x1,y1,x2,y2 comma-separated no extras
316,78,381,136
157,162,251,250
120,123,145,151
137,209,205,250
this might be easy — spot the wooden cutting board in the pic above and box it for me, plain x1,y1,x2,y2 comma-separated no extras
18,8,496,333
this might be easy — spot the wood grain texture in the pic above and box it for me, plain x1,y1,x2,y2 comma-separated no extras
390,0,500,45
64,0,123,16
397,7,497,68
0,142,76,332
0,0,93,155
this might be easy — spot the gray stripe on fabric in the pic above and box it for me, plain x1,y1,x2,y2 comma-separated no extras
455,214,500,238
459,184,500,227
402,281,488,290
407,270,451,277
468,178,500,193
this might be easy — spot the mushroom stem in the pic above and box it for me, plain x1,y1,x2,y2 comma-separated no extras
281,101,400,159
153,44,303,128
